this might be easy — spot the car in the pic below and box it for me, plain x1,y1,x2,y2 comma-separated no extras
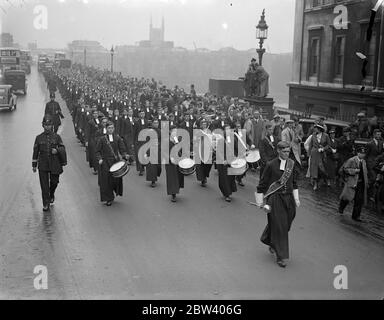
0,85,17,111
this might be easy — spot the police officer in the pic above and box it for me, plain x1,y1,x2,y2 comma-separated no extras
45,92,64,133
32,116,66,212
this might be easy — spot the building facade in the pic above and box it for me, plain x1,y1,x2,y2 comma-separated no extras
289,0,384,121
139,17,174,49
1,33,14,47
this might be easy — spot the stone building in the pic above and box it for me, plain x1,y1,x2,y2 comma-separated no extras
289,0,384,121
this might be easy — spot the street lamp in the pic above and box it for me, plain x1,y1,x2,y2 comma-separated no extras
256,9,268,66
83,47,86,66
110,46,114,73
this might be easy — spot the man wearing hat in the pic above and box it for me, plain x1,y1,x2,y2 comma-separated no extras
44,92,65,133
281,119,301,168
338,146,368,222
32,115,66,212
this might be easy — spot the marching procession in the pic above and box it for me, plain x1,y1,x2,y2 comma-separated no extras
31,62,384,268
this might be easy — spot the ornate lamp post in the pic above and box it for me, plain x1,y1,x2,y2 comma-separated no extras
256,9,268,66
110,46,114,73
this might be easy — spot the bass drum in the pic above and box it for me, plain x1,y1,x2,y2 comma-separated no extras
178,158,196,176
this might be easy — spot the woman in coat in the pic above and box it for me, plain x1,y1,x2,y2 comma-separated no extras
304,124,331,190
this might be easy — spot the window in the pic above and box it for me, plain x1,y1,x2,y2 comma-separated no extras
367,30,377,78
334,35,345,78
309,37,320,77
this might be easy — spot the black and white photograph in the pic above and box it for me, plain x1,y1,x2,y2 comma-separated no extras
0,0,383,302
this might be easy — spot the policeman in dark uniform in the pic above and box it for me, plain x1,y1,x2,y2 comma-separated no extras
32,116,66,212
45,92,64,133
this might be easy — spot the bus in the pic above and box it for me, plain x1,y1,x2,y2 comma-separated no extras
38,53,48,72
54,51,66,62
20,50,32,74
0,47,21,71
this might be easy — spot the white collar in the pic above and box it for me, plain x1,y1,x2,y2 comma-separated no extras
108,134,113,142
95,118,100,124
141,119,145,124
279,158,286,171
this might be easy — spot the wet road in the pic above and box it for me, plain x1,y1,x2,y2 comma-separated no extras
0,66,384,299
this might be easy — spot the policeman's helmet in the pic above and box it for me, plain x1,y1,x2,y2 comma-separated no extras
42,115,53,126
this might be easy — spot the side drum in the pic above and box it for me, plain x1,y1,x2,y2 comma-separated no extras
229,158,248,175
110,160,130,178
178,158,196,176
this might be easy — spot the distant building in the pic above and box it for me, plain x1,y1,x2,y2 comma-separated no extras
68,40,105,53
28,42,38,51
1,33,14,47
139,17,174,49
288,0,384,120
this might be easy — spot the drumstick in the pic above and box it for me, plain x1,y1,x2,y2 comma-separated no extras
247,201,260,207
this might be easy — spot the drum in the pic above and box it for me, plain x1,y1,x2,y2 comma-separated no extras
109,160,130,178
246,149,260,164
229,158,248,175
178,158,196,176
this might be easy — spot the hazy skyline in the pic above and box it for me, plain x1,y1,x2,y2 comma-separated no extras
0,0,296,53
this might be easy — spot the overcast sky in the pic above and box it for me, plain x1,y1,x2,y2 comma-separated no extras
0,0,296,53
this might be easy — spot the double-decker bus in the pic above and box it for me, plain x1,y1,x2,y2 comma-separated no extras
20,50,32,74
54,51,66,62
38,53,48,72
0,47,21,71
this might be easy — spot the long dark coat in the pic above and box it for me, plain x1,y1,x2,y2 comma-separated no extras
307,132,331,179
146,128,162,182
165,141,184,195
85,118,102,170
95,134,127,202
216,136,237,197
257,158,298,260
325,137,338,179
134,118,149,172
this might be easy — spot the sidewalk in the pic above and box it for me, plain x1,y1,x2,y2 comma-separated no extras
244,167,384,244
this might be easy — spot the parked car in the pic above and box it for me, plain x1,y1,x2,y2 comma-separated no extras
0,85,17,111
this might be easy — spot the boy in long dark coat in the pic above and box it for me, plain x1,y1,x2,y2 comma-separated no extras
95,121,128,206
216,125,237,202
255,141,300,268
146,119,162,187
195,119,213,187
165,127,184,202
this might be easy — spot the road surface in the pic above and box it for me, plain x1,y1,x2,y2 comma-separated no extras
0,67,383,299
